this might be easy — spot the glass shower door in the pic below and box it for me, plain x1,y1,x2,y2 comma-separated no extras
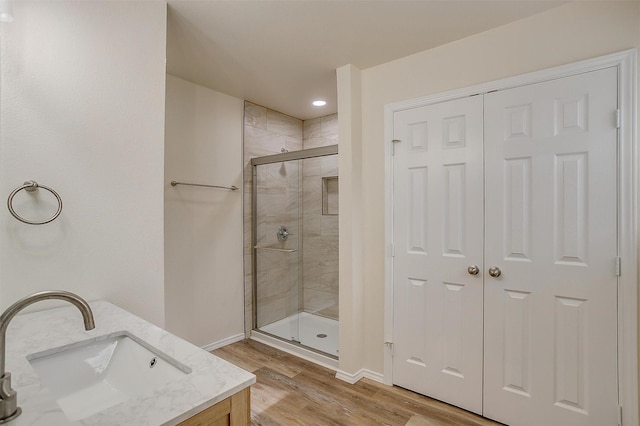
253,159,302,343
251,144,339,358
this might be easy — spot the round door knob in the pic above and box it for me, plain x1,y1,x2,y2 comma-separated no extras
467,265,479,275
488,266,502,278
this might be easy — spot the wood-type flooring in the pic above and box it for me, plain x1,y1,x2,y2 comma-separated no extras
212,340,502,426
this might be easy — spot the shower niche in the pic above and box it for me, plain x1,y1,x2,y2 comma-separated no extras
322,176,338,215
250,145,339,359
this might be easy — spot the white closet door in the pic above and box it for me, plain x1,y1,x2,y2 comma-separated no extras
392,96,484,414
483,67,619,426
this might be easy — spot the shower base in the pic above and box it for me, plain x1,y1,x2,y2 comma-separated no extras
252,312,339,369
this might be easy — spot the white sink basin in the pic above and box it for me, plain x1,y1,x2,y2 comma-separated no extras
27,332,192,421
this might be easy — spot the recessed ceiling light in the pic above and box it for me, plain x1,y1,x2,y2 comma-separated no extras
312,100,327,107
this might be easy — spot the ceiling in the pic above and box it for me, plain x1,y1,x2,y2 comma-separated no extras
166,1,565,120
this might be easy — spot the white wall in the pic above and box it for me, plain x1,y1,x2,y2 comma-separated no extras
337,1,640,376
165,75,244,348
0,1,167,325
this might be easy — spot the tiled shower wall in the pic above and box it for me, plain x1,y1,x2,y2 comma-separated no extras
302,115,339,320
243,102,339,335
243,102,303,333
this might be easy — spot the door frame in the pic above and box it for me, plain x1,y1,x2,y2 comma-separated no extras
383,49,638,424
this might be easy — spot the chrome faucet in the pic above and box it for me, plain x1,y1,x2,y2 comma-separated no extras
0,290,95,423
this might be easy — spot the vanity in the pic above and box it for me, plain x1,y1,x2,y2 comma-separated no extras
3,300,255,425
177,388,249,426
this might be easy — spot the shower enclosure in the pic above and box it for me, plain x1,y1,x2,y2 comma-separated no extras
251,145,338,358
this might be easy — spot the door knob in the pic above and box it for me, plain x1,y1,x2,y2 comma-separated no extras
467,265,479,275
488,266,502,278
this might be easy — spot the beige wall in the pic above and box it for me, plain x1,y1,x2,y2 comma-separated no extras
164,75,244,348
337,64,364,376
0,1,167,325
339,1,640,375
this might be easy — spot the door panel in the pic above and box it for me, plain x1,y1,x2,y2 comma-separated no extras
483,67,618,426
392,67,618,426
392,96,484,414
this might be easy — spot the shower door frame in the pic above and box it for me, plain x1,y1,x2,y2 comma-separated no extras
250,144,339,340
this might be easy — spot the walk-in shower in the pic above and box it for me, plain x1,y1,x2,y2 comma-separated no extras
250,145,338,359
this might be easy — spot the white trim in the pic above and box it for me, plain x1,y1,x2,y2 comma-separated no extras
383,104,395,386
250,330,339,371
383,49,637,424
616,49,638,426
336,368,384,385
201,333,245,352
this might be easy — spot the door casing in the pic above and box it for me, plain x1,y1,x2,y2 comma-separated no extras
383,49,638,425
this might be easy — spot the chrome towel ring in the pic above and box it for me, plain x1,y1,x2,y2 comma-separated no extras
7,180,63,225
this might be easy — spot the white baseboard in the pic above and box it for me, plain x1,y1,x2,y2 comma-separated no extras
201,333,245,352
335,368,384,384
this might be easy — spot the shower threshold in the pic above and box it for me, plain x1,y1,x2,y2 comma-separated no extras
252,312,339,370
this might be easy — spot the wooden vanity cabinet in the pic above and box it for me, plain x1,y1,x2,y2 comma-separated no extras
178,387,250,426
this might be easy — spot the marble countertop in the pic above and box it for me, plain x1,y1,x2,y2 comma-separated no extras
4,300,255,426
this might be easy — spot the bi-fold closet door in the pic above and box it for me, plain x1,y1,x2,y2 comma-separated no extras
392,67,618,426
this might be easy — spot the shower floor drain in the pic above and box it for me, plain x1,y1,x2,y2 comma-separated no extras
316,333,327,338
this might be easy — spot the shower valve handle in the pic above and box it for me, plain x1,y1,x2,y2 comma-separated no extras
277,226,289,241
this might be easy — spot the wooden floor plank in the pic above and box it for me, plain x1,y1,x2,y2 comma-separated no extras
213,344,261,373
216,340,304,378
212,340,503,426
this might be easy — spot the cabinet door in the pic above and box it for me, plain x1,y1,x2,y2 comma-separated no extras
483,67,619,426
392,96,484,414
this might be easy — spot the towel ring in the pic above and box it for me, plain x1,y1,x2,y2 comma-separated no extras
7,180,63,225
